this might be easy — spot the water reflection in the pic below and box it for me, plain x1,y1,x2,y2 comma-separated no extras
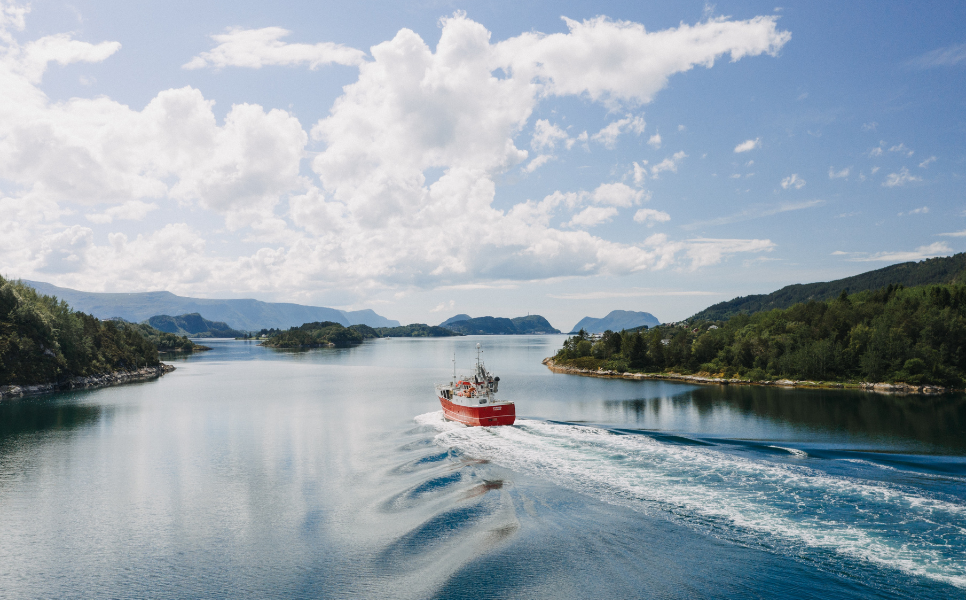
0,396,102,446
602,385,966,453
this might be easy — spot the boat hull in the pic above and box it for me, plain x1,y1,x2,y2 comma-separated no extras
438,395,515,426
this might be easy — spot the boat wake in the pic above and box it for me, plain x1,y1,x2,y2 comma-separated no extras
415,411,966,589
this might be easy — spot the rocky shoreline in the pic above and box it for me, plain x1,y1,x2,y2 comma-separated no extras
542,358,952,395
0,364,176,400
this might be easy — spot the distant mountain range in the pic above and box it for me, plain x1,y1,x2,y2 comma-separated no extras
24,281,400,331
689,253,966,322
569,310,661,333
144,313,246,338
437,314,560,334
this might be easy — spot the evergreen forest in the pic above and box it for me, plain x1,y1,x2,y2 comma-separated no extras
554,284,966,387
0,277,162,385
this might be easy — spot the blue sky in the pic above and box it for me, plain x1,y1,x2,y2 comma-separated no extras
1,0,964,330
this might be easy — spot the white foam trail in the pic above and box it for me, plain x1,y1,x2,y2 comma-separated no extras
416,415,966,589
768,445,808,458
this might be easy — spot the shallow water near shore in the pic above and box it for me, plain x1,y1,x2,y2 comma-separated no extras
0,335,964,598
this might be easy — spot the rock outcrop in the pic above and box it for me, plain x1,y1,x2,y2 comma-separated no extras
0,364,175,400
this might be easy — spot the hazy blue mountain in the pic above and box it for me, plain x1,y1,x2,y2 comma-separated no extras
341,309,401,328
23,281,398,331
145,313,246,338
438,314,472,327
570,310,661,333
688,253,966,321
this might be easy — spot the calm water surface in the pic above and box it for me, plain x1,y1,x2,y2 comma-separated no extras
1,335,964,598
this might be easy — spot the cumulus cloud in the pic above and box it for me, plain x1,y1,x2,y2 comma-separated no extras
568,206,619,228
733,137,760,153
591,114,645,148
633,208,671,226
828,166,849,179
183,27,366,70
651,151,687,178
531,119,570,150
883,167,921,188
523,154,554,173
591,182,643,207
0,7,787,297
919,156,937,168
780,174,805,189
647,133,662,148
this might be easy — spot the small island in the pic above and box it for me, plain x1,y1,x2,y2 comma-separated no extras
259,321,461,348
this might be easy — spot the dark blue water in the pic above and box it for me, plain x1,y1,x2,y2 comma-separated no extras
0,336,963,598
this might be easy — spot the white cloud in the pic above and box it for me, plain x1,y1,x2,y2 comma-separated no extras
733,137,760,153
919,156,937,168
889,143,914,157
568,206,618,228
904,43,966,69
183,27,366,70
677,124,686,131
592,182,643,207
780,174,805,189
633,208,671,226
17,33,121,83
651,151,687,178
883,167,921,188
591,114,645,148
430,299,455,313
871,166,880,174
500,14,791,105
85,200,159,224
869,141,885,157
523,154,554,173
632,161,649,185
647,133,662,148
0,8,786,296
684,199,823,230
531,119,570,151
850,242,951,262
828,166,849,179
898,206,928,216
938,230,966,237
861,122,877,132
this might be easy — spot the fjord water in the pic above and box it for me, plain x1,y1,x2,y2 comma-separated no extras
0,337,964,599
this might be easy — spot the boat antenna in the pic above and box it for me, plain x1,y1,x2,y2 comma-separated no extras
452,352,456,383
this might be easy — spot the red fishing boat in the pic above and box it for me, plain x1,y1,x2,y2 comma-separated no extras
435,344,515,426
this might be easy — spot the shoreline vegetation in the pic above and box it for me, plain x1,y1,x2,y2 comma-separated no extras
0,277,177,397
542,358,950,395
546,284,966,395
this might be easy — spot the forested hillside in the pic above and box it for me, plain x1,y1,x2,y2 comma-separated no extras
690,253,966,321
554,284,966,387
1,277,160,385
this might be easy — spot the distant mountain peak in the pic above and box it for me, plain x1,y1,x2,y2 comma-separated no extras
569,310,660,334
439,314,472,327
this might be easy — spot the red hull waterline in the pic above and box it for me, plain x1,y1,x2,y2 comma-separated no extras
438,395,516,427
